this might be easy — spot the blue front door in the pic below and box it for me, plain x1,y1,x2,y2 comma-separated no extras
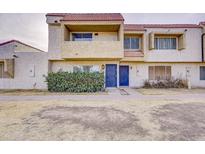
119,65,129,86
106,64,117,87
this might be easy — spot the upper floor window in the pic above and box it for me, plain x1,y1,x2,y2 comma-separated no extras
124,37,141,51
72,33,92,41
154,37,177,50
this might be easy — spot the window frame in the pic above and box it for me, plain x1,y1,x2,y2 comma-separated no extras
154,36,178,50
200,66,205,80
71,32,93,41
0,63,4,78
149,66,172,80
124,36,141,51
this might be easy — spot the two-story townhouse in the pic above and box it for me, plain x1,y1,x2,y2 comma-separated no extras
46,13,205,88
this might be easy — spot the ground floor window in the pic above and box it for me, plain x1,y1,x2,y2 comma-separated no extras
73,65,100,73
0,63,3,78
149,66,171,80
200,66,205,80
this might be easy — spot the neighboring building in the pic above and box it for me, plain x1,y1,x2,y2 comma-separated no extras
0,40,48,89
46,13,205,88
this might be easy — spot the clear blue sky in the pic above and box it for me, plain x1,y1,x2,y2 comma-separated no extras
0,13,205,51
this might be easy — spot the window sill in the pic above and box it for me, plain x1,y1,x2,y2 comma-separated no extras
124,49,142,52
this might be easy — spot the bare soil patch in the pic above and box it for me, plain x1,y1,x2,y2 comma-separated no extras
152,103,205,140
26,106,146,136
1,97,205,140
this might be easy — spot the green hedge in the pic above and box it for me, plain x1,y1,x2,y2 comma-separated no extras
45,72,104,92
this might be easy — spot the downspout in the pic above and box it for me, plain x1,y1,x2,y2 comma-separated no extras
202,33,205,62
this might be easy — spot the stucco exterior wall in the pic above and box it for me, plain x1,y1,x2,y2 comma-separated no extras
50,60,119,72
0,42,15,59
61,41,123,59
48,24,62,60
0,43,48,89
144,28,203,62
0,52,48,89
14,42,42,52
120,62,205,88
93,32,118,41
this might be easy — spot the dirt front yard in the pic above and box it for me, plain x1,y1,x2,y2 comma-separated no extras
1,92,205,140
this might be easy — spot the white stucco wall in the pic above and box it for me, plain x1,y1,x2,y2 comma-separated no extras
121,62,205,88
0,42,15,58
0,42,48,89
144,28,203,62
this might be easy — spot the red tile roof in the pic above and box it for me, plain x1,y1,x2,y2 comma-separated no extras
0,40,45,52
143,24,201,28
46,13,67,17
47,13,124,21
199,21,205,25
124,24,201,31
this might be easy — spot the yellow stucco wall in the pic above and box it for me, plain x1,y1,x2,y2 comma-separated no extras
61,41,123,59
60,21,124,59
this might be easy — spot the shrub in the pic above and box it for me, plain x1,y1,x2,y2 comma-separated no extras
45,72,104,92
143,78,188,88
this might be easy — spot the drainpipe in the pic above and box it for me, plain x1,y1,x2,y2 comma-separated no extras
202,33,205,62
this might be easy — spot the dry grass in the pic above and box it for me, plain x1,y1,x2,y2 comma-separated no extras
1,98,205,140
136,88,205,95
0,89,108,96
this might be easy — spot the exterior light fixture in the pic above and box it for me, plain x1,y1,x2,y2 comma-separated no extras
101,64,105,70
13,54,18,58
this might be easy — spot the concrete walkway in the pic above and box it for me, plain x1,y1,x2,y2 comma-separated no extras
0,88,205,102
